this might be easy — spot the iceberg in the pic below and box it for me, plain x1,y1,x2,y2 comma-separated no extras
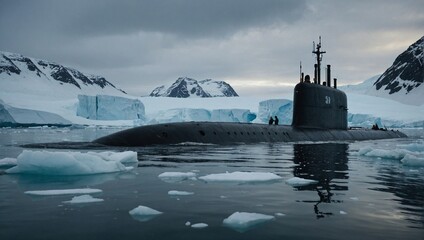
210,109,256,122
198,171,282,183
150,108,256,124
258,99,292,124
129,205,163,222
0,100,71,127
223,212,275,232
63,194,104,204
151,108,211,124
25,188,102,196
6,150,136,175
77,94,145,120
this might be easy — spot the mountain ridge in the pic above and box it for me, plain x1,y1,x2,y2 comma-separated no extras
0,51,126,100
341,36,424,106
150,77,239,98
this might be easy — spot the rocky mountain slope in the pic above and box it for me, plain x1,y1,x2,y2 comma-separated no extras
367,36,424,105
0,51,126,100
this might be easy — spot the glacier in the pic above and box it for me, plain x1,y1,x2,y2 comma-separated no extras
77,94,145,121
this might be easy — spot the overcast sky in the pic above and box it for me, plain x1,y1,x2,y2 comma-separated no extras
1,0,423,97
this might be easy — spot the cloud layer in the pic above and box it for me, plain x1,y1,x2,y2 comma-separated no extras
1,0,423,96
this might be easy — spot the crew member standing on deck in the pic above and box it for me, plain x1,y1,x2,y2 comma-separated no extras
269,117,274,125
274,116,279,125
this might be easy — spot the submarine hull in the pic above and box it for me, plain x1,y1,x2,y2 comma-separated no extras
93,122,407,147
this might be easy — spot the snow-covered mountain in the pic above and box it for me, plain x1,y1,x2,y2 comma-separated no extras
150,77,239,98
0,51,126,100
339,75,380,94
367,36,424,105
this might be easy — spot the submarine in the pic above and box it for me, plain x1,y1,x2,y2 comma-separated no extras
93,38,407,147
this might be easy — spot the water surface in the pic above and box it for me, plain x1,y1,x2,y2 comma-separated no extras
0,127,423,240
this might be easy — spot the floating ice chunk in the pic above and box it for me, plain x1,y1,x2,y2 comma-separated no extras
223,212,275,232
168,190,194,196
401,154,424,167
397,141,424,152
340,211,347,215
275,213,286,217
0,157,17,167
6,150,135,175
158,172,197,183
357,147,373,155
88,151,138,163
129,205,162,222
198,171,282,183
185,221,191,226
25,188,102,196
191,223,208,229
63,194,104,204
357,147,407,160
350,197,359,201
285,177,318,187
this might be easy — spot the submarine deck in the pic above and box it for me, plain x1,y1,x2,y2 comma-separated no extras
93,122,407,147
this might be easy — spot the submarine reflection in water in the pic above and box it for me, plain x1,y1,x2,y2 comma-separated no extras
291,143,349,219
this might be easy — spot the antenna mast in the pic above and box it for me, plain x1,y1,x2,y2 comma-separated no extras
312,36,326,85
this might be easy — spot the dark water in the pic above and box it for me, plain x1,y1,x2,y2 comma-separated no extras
0,127,423,240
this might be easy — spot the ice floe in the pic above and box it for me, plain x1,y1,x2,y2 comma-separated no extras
223,212,275,232
357,141,424,167
339,211,347,215
275,213,286,217
198,171,282,183
25,188,102,196
129,205,163,222
401,154,424,167
285,177,318,187
168,190,194,196
6,150,136,175
0,157,17,167
87,151,138,163
191,223,208,229
158,172,197,183
63,194,104,204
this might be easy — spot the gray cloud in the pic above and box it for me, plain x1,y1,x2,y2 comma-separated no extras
1,0,307,38
0,0,423,96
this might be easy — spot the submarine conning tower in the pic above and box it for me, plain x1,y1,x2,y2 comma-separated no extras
292,37,348,130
